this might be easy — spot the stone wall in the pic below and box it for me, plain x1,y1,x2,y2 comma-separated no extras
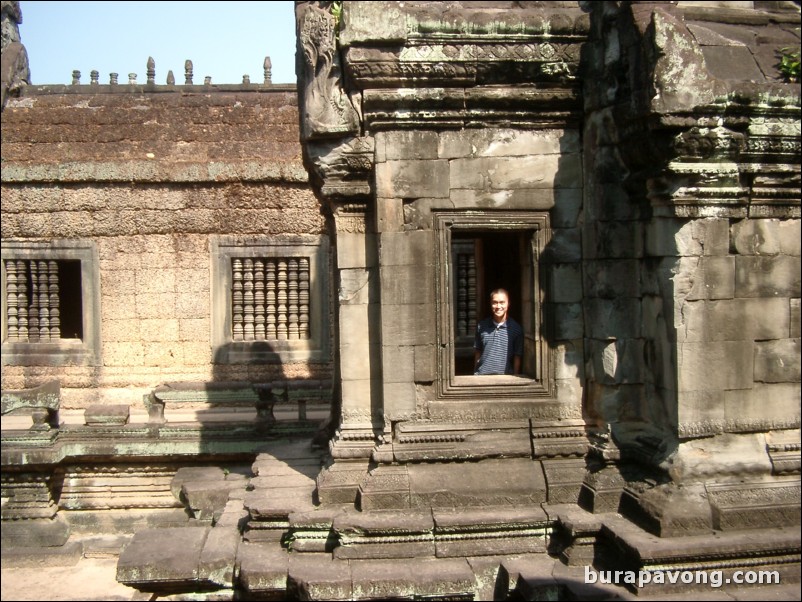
580,1,800,532
1,86,332,408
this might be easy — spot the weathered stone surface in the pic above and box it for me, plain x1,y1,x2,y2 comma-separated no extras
376,160,450,199
198,526,239,587
287,553,353,601
116,526,208,590
646,218,730,257
754,339,801,383
677,341,754,392
84,405,130,426
735,255,801,298
350,558,474,600
0,515,70,548
237,542,288,593
407,458,547,507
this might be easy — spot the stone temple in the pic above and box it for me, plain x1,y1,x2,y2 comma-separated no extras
1,1,800,599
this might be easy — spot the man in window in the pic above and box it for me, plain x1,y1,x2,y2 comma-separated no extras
473,288,523,375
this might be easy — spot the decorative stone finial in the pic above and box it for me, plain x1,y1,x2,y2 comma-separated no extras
128,73,137,85
204,76,211,86
146,56,155,84
242,74,250,85
90,70,99,85
71,70,81,85
166,70,175,85
184,60,193,85
109,72,118,85
264,56,272,84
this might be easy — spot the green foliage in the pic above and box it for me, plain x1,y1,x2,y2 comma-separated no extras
331,1,342,40
778,46,800,83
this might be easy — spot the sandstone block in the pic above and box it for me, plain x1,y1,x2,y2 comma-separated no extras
381,130,440,160
380,264,433,305
379,230,434,267
337,233,377,269
376,160,449,199
550,263,583,303
736,255,801,298
732,219,782,255
678,341,754,392
754,339,801,383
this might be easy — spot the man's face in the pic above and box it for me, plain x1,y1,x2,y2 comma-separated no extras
490,292,509,322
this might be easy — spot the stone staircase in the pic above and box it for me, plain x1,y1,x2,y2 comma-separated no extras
114,438,802,600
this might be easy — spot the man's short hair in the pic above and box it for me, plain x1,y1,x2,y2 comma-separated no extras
489,288,510,300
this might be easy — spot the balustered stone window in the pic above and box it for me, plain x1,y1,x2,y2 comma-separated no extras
436,212,555,399
1,240,101,366
211,236,330,364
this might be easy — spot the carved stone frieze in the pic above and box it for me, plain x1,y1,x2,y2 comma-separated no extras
345,41,582,88
706,479,801,531
677,415,802,439
426,401,582,423
58,464,181,510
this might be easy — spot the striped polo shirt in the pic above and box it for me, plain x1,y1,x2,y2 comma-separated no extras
473,317,524,375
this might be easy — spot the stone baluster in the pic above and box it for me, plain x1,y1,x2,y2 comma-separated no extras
288,259,299,340
90,70,99,85
15,261,28,341
299,258,310,339
28,261,39,341
37,261,51,340
232,259,244,341
277,260,288,340
5,260,20,341
243,259,255,341
128,73,137,85
48,261,60,340
242,74,250,85
109,72,118,85
204,76,212,86
254,260,266,340
467,255,477,332
71,70,80,85
184,60,193,85
265,260,277,339
458,254,468,335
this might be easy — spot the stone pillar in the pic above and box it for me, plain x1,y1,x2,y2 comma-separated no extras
316,199,383,503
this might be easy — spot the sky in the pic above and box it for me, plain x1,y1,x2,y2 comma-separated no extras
17,1,298,86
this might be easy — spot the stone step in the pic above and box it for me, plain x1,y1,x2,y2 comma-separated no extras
115,524,240,594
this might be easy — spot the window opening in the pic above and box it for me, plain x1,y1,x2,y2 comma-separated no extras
4,259,83,342
452,232,531,377
231,257,311,342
